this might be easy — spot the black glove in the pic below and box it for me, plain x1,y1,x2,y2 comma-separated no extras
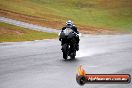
59,38,61,41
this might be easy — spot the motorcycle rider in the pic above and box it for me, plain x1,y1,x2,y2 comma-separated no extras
59,20,80,51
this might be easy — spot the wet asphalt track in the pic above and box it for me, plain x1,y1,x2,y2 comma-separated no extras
0,34,132,88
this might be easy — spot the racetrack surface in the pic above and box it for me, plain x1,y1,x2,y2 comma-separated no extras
0,34,132,88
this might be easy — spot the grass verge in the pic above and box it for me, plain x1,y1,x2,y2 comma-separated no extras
0,22,57,42
0,0,132,33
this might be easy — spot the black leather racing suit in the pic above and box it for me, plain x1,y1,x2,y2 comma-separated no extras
60,25,80,50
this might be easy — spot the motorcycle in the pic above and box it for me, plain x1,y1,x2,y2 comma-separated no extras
59,28,78,60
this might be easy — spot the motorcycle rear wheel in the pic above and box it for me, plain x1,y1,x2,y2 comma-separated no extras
63,51,68,60
62,44,68,60
70,51,76,59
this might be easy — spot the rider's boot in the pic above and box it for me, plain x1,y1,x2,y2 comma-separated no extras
76,44,79,51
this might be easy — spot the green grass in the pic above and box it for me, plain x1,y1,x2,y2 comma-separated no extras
0,0,132,32
0,22,57,42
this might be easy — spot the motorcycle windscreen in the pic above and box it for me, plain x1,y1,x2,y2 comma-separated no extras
63,28,73,36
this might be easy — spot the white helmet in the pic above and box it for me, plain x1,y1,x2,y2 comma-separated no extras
66,20,73,26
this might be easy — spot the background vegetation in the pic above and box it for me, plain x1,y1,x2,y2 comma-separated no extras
0,22,57,42
0,0,132,32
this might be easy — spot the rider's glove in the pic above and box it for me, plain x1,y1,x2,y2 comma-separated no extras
59,38,61,41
